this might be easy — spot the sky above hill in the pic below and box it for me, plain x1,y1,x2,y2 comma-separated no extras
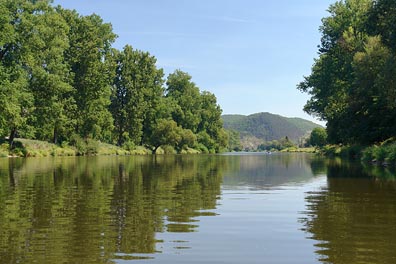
52,0,334,125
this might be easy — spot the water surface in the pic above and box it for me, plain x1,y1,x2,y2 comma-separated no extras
0,154,395,263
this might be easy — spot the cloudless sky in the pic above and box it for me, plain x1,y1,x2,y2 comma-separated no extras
52,0,335,125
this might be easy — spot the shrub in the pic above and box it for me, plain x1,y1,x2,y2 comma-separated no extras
373,146,388,162
0,143,9,157
122,140,136,151
195,143,209,154
361,147,375,162
161,145,176,154
386,144,396,162
86,139,99,155
340,145,364,159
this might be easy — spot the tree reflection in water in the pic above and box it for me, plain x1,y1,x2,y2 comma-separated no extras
0,155,225,263
301,158,396,264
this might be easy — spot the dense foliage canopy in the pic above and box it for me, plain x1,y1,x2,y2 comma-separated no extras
299,0,396,145
0,0,228,153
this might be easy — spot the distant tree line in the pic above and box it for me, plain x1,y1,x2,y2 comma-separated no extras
298,0,396,145
257,136,295,152
0,0,228,153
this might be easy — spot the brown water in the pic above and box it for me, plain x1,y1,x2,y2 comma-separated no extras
0,154,395,263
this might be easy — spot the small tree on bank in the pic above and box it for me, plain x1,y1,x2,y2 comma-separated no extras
309,127,327,147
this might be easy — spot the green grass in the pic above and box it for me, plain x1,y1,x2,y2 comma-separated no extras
281,147,317,153
1,138,213,157
11,138,76,157
0,143,9,157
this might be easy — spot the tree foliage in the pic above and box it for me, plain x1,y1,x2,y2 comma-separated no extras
0,1,227,153
110,45,164,146
299,0,396,144
308,127,328,147
257,137,296,152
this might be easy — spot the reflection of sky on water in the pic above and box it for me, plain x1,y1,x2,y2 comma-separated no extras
221,153,326,190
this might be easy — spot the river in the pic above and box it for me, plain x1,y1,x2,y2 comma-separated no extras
0,153,395,263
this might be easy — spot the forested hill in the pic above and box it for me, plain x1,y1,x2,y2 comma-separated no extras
222,112,321,149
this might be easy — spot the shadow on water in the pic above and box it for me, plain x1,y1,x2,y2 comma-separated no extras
300,158,396,264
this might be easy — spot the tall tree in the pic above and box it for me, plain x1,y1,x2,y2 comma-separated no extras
0,0,37,147
349,36,396,143
197,91,227,152
110,45,164,146
166,70,201,132
22,1,76,144
58,8,116,141
298,0,372,144
367,0,396,50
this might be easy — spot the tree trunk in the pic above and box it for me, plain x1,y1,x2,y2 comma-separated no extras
152,146,159,154
53,127,58,144
9,128,17,149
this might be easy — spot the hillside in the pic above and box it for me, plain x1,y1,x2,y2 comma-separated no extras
222,112,322,150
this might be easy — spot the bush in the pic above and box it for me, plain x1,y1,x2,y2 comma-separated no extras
360,143,396,164
321,145,341,157
180,147,200,154
69,135,99,155
70,134,86,155
362,146,375,162
386,145,396,162
0,143,8,157
195,143,209,154
86,139,99,155
161,145,177,154
339,145,364,159
373,146,388,162
122,140,136,151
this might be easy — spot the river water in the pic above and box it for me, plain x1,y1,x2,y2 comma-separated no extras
0,153,395,263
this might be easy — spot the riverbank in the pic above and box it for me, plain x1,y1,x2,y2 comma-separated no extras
0,138,201,158
319,138,396,166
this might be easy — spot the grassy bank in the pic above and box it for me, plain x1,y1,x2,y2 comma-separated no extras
0,138,210,158
319,138,396,166
0,138,150,158
280,147,317,153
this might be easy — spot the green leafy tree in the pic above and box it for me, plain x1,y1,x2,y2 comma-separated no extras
226,129,242,151
0,66,32,147
165,71,227,152
166,70,201,132
23,2,76,144
110,45,164,146
367,0,396,49
309,127,328,147
0,0,38,147
177,128,197,152
59,8,116,141
298,0,373,144
147,119,182,154
348,36,396,143
198,91,228,151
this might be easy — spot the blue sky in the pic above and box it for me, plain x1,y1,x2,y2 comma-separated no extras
52,0,334,125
